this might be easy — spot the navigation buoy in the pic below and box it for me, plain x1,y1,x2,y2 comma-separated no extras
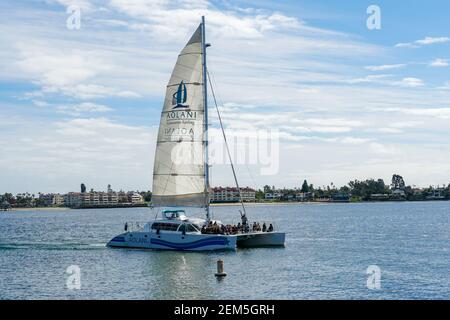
215,259,227,278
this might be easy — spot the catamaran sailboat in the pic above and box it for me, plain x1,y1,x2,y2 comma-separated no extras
107,17,285,251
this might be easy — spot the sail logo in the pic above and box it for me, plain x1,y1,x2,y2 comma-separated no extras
172,81,189,109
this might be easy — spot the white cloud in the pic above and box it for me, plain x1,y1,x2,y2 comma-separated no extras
395,77,424,87
377,121,423,134
345,75,425,88
416,37,450,45
1,1,450,191
378,127,402,134
15,43,141,100
302,118,364,127
365,64,406,71
429,58,449,67
403,108,450,119
436,82,450,90
16,46,101,87
346,74,392,84
109,0,302,40
369,142,398,155
395,43,415,48
1,0,384,107
338,137,372,145
305,126,353,133
0,116,156,193
47,0,94,11
389,121,423,128
215,109,365,137
380,107,450,119
395,36,450,48
44,84,141,100
57,102,113,116
32,100,49,107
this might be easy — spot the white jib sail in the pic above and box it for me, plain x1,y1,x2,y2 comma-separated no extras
152,24,208,207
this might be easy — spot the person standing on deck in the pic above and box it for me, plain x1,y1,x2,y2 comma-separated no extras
240,210,248,233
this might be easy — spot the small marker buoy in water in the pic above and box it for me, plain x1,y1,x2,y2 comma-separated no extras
215,259,227,278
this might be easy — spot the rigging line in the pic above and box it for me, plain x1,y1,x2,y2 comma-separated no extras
207,69,247,216
208,69,259,196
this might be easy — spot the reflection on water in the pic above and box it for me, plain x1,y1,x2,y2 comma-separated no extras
1,202,450,299
141,251,218,299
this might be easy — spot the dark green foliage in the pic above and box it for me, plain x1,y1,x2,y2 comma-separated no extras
301,180,309,193
391,174,405,190
348,179,387,200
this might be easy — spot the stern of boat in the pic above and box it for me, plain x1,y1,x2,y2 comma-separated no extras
235,232,285,248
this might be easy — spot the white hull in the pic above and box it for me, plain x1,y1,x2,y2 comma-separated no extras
107,209,285,251
107,231,237,251
236,232,285,248
107,231,285,251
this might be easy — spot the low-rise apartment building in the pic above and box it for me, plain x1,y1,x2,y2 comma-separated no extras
39,193,65,206
212,187,256,203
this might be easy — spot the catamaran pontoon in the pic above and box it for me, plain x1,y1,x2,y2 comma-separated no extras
107,17,285,251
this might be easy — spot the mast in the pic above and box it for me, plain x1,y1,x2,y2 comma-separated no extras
201,16,211,221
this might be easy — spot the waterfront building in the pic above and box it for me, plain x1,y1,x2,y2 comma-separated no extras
64,192,83,207
40,193,65,206
315,197,331,202
129,192,144,204
39,194,52,206
64,189,120,207
212,187,256,203
296,192,314,202
370,193,390,201
115,191,144,204
54,194,64,205
87,190,100,205
117,191,129,203
426,188,446,200
264,192,282,201
390,189,406,200
109,191,119,204
240,187,256,202
332,193,350,203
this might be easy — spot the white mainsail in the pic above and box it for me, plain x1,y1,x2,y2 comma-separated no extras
151,24,209,207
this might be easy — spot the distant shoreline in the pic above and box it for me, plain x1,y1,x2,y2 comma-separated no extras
211,202,323,206
4,200,449,211
8,207,70,211
209,200,450,206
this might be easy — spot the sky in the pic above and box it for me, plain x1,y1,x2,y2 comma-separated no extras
1,0,450,194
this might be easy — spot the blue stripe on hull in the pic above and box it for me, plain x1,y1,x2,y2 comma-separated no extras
111,236,125,242
151,237,230,250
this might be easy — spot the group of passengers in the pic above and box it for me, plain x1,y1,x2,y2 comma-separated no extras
201,221,221,234
252,222,273,233
201,220,274,235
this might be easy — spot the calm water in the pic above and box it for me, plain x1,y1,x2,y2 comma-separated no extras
1,202,449,300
